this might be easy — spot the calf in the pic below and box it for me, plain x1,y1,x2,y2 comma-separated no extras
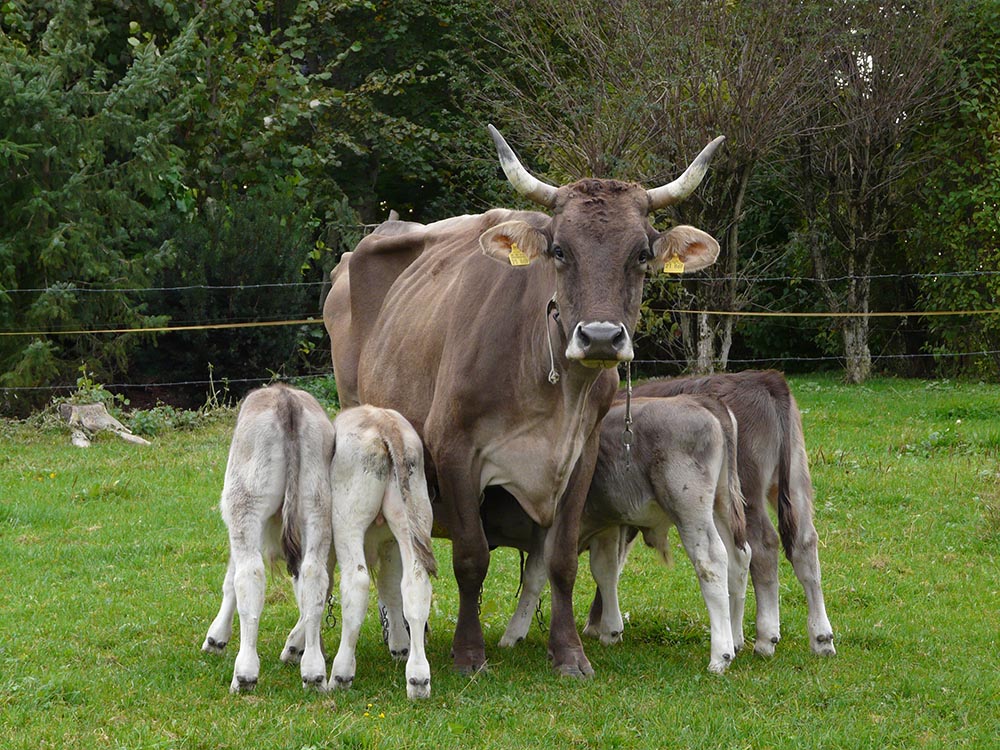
203,389,438,698
324,405,437,700
500,395,751,673
202,384,335,693
624,371,835,656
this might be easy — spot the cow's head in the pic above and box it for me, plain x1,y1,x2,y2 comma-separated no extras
480,125,722,369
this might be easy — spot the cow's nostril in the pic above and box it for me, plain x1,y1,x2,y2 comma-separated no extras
612,326,627,349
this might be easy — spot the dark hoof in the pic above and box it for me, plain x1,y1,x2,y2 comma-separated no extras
553,663,594,678
453,661,487,675
813,632,836,656
302,674,327,691
451,646,487,675
203,636,227,653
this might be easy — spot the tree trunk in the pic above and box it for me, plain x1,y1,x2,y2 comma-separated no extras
842,315,871,384
718,316,734,370
695,312,714,374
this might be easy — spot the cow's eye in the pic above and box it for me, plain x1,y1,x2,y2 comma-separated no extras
551,245,566,262
637,249,650,265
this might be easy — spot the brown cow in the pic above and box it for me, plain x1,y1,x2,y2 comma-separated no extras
614,371,835,656
323,126,723,676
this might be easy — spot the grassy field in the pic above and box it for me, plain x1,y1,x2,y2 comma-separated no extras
1,375,998,749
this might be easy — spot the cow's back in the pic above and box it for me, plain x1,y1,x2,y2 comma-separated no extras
623,371,790,491
354,209,552,433
324,218,430,409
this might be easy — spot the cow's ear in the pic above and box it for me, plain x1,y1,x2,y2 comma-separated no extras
651,225,720,274
479,221,548,267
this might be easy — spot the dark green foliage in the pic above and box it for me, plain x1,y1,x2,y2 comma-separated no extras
2,0,1000,402
1,0,500,411
0,2,203,405
905,0,1000,379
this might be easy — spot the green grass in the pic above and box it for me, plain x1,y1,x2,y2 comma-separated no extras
1,375,998,749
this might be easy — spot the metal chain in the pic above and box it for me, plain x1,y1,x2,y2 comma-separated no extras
534,594,548,633
325,594,338,629
515,550,526,599
623,360,634,470
379,603,389,644
545,294,560,385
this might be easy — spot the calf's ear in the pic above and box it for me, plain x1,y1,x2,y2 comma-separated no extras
479,221,548,267
651,225,720,273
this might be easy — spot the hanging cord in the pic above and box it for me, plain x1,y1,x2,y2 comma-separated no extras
622,360,634,470
545,294,560,385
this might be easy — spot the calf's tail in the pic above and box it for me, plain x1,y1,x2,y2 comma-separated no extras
721,406,747,550
771,379,798,560
279,392,304,578
383,423,438,578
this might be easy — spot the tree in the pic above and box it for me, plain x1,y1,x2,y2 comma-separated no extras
483,0,834,373
905,0,1000,379
789,0,953,383
0,2,203,410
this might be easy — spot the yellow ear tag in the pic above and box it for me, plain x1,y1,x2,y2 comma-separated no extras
508,241,531,267
663,256,685,274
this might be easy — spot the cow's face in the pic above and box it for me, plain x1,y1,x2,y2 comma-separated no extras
480,183,719,368
481,126,723,369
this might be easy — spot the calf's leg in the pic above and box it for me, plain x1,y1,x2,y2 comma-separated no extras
673,512,736,674
583,528,626,644
375,539,411,659
203,557,236,654
787,448,836,655
746,474,782,656
329,525,369,690
230,543,267,692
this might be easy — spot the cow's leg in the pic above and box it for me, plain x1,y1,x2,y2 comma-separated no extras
584,527,626,644
438,457,491,674
203,556,236,654
280,576,306,664
787,451,835,655
545,437,597,678
714,507,751,653
375,538,411,660
583,527,638,635
399,553,433,700
380,491,433,699
329,523,370,690
229,540,267,692
294,524,331,691
500,528,547,647
746,471,782,656
673,508,736,674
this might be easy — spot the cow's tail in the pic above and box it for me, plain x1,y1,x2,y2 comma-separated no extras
721,406,747,550
772,376,798,560
383,422,438,579
279,390,304,578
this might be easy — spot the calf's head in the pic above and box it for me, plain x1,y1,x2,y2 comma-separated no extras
480,125,722,369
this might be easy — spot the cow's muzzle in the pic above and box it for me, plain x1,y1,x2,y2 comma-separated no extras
566,321,634,368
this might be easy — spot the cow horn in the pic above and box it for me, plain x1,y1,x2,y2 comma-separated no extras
488,125,559,209
646,136,726,210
